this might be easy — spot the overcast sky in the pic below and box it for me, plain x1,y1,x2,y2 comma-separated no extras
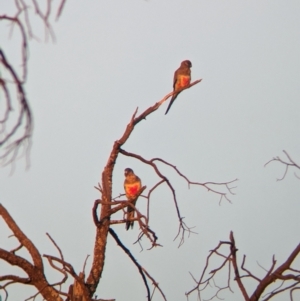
1,1,300,300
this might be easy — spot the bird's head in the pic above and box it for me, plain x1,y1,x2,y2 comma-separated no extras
182,60,192,68
124,168,134,177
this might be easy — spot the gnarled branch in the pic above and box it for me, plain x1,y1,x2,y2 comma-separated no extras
186,232,300,301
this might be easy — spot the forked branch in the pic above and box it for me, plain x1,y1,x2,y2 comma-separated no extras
0,204,64,301
265,150,300,181
0,0,66,165
120,148,237,247
186,232,300,301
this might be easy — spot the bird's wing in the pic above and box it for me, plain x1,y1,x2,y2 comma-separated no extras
173,69,180,90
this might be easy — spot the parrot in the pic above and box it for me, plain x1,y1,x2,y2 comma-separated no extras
124,168,142,230
165,60,192,115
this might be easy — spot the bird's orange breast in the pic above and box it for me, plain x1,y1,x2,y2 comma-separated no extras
176,75,191,89
126,184,140,196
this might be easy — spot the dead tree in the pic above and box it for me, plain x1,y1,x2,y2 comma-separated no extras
0,76,238,300
1,3,239,300
186,152,300,301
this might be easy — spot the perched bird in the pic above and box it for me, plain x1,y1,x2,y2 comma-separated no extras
124,168,142,230
165,60,192,115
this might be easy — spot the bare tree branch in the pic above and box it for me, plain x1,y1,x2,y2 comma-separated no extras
119,148,236,247
240,255,261,282
46,232,65,262
250,243,300,301
0,204,64,301
265,150,300,181
0,204,43,268
229,232,249,300
0,0,66,166
109,228,167,301
290,287,300,301
186,232,300,301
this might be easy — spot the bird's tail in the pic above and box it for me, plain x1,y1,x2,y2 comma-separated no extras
165,93,179,115
125,201,136,230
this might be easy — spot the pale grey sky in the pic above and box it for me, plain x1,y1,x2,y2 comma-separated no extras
1,1,300,300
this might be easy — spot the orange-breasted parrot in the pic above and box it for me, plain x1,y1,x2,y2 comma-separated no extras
165,60,192,115
124,168,142,230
